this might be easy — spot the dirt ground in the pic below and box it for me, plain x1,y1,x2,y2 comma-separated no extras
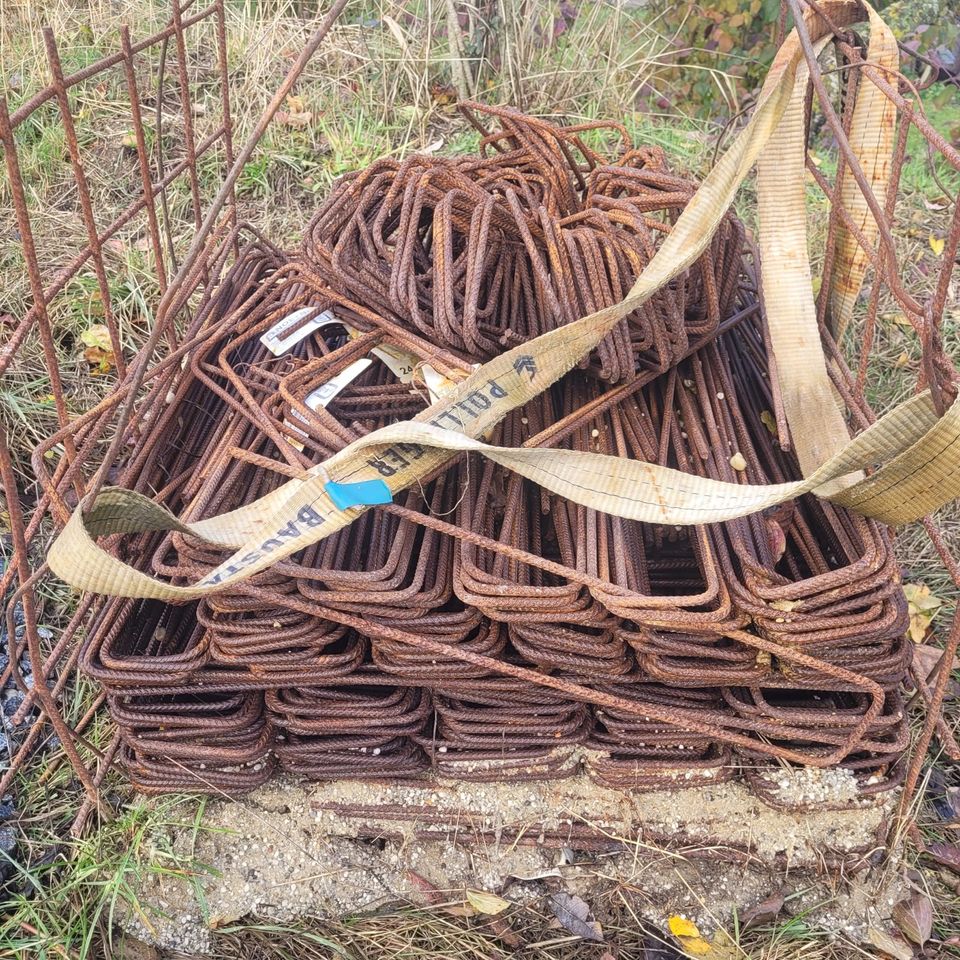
121,771,904,956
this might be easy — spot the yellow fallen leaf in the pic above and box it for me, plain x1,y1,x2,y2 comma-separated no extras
80,324,117,374
83,345,115,374
430,81,458,105
894,352,909,368
80,324,112,351
760,410,777,435
277,94,313,128
668,917,741,957
670,917,702,938
904,582,943,644
679,936,713,956
883,312,912,329
465,889,510,915
929,235,945,256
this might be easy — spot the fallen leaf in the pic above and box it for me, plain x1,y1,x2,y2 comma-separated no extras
442,904,476,918
884,312,913,329
429,81,458,106
120,130,138,150
465,889,510,915
276,94,313,128
927,842,960,875
912,643,960,701
668,917,714,956
923,196,950,211
903,582,943,644
739,893,785,930
867,926,914,960
892,893,932,946
669,918,701,939
913,643,959,676
894,351,910,368
477,914,524,949
83,345,114,373
276,110,312,128
80,324,113,352
760,409,777,435
550,893,604,942
102,237,126,257
402,892,473,918
929,235,945,256
406,869,444,904
677,936,712,957
80,324,116,373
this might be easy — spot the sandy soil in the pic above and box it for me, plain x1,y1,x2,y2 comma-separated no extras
120,768,907,955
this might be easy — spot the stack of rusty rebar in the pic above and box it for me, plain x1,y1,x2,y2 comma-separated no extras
77,105,910,801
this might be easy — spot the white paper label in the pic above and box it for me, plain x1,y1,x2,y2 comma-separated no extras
339,323,476,402
285,357,373,450
260,307,341,356
369,343,419,382
306,357,374,409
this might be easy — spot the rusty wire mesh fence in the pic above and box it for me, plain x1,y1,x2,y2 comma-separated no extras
0,0,959,839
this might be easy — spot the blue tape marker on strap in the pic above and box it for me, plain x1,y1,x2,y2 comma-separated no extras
325,478,393,510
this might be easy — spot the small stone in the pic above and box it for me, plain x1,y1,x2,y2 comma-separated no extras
2,692,24,718
0,823,16,856
729,452,747,471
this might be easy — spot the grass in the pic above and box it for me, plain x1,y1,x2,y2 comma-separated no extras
1,0,960,957
0,794,215,959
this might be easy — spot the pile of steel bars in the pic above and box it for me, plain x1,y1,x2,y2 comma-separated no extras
64,109,913,804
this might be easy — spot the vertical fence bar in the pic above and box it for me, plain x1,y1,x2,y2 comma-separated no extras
0,429,102,809
170,0,206,233
0,97,82,516
214,0,240,255
42,27,128,379
120,25,170,296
